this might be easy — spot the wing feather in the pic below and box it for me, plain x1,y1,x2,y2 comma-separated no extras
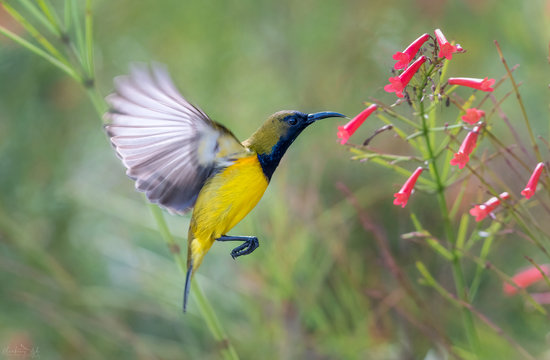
104,63,248,214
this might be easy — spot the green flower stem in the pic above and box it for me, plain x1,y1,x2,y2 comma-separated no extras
1,2,68,65
0,24,81,82
85,0,94,78
417,66,480,353
0,4,239,355
494,40,542,163
86,81,240,360
17,0,60,36
36,0,63,33
149,206,239,360
88,79,240,357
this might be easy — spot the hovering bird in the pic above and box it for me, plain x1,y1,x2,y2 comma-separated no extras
104,64,344,311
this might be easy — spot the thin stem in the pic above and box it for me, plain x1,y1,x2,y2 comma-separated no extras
36,0,63,34
84,0,94,79
1,5,240,356
80,42,240,360
416,66,480,353
0,25,81,82
149,206,239,360
494,40,541,162
1,2,68,63
17,0,60,36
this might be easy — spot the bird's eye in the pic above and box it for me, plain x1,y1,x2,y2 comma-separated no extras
287,117,298,126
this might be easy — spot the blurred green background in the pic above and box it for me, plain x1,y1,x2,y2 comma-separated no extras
1,0,550,359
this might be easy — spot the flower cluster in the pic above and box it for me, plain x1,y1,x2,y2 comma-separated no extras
337,28,546,219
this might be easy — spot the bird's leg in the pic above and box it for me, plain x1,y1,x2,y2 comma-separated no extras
216,235,259,259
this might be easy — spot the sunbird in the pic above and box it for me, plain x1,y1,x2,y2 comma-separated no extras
104,64,344,311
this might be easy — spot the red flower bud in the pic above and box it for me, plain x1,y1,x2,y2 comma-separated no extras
392,33,430,70
450,125,482,169
337,105,378,145
503,265,550,295
461,108,485,125
434,29,458,60
393,167,423,208
469,192,510,222
521,162,545,199
384,56,426,98
448,77,495,92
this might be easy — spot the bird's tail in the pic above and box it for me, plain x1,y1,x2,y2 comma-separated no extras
183,234,212,312
183,258,193,313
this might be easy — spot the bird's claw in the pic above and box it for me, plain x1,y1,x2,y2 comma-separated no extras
230,237,259,259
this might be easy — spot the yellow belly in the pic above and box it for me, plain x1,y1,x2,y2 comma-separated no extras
188,155,269,270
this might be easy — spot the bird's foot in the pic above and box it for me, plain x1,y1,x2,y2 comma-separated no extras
216,235,259,259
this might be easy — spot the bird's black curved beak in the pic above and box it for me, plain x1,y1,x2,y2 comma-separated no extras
307,111,346,124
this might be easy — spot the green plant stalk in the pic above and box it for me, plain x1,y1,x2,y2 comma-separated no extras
1,2,68,64
36,0,63,33
1,5,240,357
148,206,239,360
0,24,81,82
494,40,541,163
85,0,94,78
417,67,479,353
16,0,60,36
88,87,239,360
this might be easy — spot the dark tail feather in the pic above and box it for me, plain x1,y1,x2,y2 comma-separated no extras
183,260,193,313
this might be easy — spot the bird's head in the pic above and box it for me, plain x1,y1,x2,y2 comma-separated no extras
244,110,345,179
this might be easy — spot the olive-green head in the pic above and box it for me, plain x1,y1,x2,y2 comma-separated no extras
244,110,345,179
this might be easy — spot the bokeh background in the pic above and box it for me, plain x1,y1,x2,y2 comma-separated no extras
1,0,549,359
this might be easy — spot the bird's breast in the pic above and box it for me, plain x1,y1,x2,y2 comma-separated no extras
190,155,269,242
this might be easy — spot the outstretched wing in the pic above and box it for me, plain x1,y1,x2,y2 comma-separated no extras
104,63,248,214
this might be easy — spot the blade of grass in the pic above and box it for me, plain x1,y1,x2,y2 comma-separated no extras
64,0,72,31
149,205,239,360
0,24,80,81
416,261,536,360
1,2,68,64
15,0,60,36
70,0,86,63
494,40,541,162
36,0,63,33
469,222,501,301
84,0,94,79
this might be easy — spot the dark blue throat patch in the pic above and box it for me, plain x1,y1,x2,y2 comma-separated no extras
257,126,305,180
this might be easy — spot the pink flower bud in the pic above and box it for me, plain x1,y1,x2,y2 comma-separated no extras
337,105,378,145
461,108,485,125
450,125,482,169
504,264,550,295
392,33,430,70
521,162,545,199
448,77,495,92
393,167,423,208
469,192,510,222
434,29,458,60
384,56,426,98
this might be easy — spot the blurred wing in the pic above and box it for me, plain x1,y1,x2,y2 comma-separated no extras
104,63,247,214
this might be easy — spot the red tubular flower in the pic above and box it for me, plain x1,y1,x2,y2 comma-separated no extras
392,33,430,70
469,192,510,222
393,167,423,208
450,125,482,169
337,104,378,145
461,108,485,125
448,77,495,92
521,162,545,199
434,28,458,60
384,56,427,98
503,264,550,295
